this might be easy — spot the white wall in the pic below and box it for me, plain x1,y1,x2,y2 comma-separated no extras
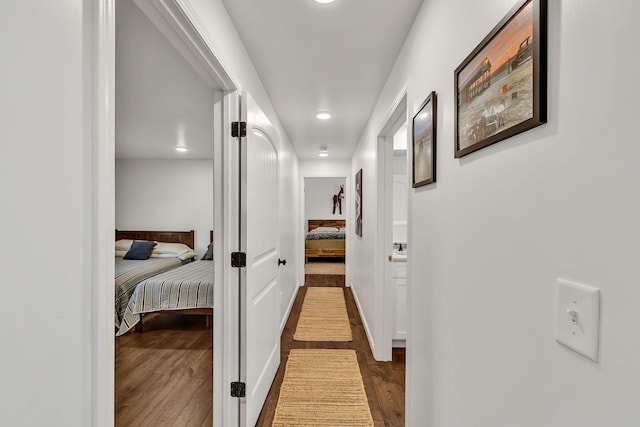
1,1,92,425
299,159,351,178
115,159,213,255
183,0,301,323
304,177,346,230
1,1,300,425
393,151,408,243
351,0,640,426
393,151,408,176
278,147,300,324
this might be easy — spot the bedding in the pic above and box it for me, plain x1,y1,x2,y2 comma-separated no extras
310,226,341,233
123,240,156,260
116,260,214,336
114,256,183,330
305,220,346,260
115,239,197,260
202,242,213,260
305,229,346,240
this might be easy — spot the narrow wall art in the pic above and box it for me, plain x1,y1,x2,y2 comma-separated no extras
355,169,362,237
412,91,437,187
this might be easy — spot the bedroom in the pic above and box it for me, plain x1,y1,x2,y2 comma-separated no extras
303,176,347,275
114,0,215,424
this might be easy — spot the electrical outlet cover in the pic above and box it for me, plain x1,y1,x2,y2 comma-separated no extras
555,278,601,362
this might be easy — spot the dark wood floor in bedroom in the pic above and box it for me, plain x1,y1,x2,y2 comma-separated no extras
256,274,406,427
114,313,212,427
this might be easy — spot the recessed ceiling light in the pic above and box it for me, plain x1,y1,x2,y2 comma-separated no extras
175,147,188,152
314,0,335,3
316,111,333,120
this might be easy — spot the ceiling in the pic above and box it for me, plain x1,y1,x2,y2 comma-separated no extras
115,0,217,160
115,0,423,161
222,0,424,160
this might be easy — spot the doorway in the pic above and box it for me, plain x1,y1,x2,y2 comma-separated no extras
303,177,347,276
92,1,238,425
113,0,217,424
376,91,409,359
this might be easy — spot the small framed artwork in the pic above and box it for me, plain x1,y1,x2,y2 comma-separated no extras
355,169,362,237
454,0,547,158
412,91,437,187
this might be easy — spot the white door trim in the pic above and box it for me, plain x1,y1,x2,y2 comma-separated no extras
299,174,351,288
89,1,116,425
133,0,238,90
91,1,238,425
375,88,408,362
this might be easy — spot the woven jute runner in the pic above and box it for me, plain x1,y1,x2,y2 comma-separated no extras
272,349,373,426
293,287,352,341
304,262,346,275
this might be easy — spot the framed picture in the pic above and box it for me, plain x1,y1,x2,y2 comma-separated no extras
355,169,362,237
412,91,437,187
454,0,547,158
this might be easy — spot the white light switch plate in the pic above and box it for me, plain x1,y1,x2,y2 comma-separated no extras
555,278,601,362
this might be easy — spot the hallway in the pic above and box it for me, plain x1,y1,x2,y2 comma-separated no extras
256,275,406,426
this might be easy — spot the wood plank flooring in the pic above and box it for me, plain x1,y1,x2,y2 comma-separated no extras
256,274,406,426
115,313,213,427
114,274,405,426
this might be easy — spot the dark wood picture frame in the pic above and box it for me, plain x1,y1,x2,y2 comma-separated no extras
412,91,437,187
454,0,547,158
355,169,362,237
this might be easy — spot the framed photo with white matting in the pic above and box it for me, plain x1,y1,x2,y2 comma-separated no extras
412,91,437,188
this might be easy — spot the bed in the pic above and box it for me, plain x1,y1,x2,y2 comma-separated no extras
114,230,214,336
305,219,346,262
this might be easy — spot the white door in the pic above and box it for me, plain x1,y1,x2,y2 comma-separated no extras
239,91,281,426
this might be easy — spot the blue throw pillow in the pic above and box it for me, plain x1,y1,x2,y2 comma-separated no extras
201,243,213,260
123,240,156,260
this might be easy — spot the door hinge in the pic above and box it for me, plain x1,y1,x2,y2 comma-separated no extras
231,252,246,268
231,121,246,138
231,381,246,398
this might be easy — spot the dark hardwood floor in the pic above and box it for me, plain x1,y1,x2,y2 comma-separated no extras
115,313,213,427
256,274,406,427
114,274,405,426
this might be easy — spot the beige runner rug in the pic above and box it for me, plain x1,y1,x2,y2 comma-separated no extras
293,287,352,341
304,262,346,275
272,349,373,426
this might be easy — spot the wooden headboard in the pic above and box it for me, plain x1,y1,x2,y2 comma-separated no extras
308,220,346,231
115,230,195,250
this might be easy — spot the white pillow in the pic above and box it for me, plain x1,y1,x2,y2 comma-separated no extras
115,240,196,260
151,251,197,261
115,239,133,251
151,242,197,260
311,227,339,232
338,227,346,232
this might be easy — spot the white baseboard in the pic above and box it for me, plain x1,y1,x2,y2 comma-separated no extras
392,339,406,348
280,282,300,333
349,283,375,355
